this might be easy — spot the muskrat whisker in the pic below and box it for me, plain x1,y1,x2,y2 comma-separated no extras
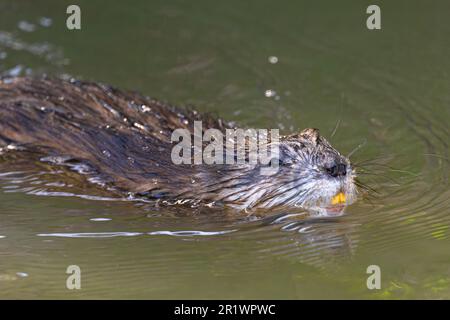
353,163,394,172
354,179,380,195
354,180,370,191
353,162,418,176
385,168,420,177
358,190,378,206
356,171,401,186
352,154,394,166
347,139,367,159
330,118,341,138
330,93,346,139
353,180,378,203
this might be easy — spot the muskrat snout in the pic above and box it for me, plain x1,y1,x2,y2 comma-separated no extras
325,163,347,178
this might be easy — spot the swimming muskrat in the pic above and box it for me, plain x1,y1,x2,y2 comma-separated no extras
0,76,357,215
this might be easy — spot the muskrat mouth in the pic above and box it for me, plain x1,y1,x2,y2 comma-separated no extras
322,192,347,216
331,192,346,205
324,204,346,215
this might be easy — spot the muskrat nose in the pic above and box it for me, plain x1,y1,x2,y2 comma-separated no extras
326,163,347,177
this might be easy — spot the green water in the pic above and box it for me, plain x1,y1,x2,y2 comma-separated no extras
0,0,449,299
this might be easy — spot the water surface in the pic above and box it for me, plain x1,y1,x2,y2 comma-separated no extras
0,0,449,299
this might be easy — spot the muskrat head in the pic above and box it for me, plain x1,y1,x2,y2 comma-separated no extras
216,128,357,216
274,128,357,216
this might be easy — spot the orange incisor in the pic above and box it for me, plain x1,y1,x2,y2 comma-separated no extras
331,192,346,205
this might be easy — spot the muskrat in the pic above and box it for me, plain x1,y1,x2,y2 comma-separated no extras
0,76,357,215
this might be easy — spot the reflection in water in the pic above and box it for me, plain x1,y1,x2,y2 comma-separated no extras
0,0,449,299
37,232,144,238
0,31,68,70
259,215,359,267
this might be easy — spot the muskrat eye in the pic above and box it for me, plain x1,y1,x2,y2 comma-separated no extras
278,158,292,166
326,163,347,177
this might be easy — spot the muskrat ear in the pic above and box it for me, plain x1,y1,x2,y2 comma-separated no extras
299,128,320,145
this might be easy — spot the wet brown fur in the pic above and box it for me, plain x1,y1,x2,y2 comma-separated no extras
0,76,230,198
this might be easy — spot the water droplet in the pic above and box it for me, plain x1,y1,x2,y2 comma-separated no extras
265,89,276,98
89,218,112,222
6,144,19,150
16,272,29,278
141,105,151,112
134,122,147,131
17,21,36,32
6,65,23,77
268,56,278,64
38,17,52,27
102,150,111,158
